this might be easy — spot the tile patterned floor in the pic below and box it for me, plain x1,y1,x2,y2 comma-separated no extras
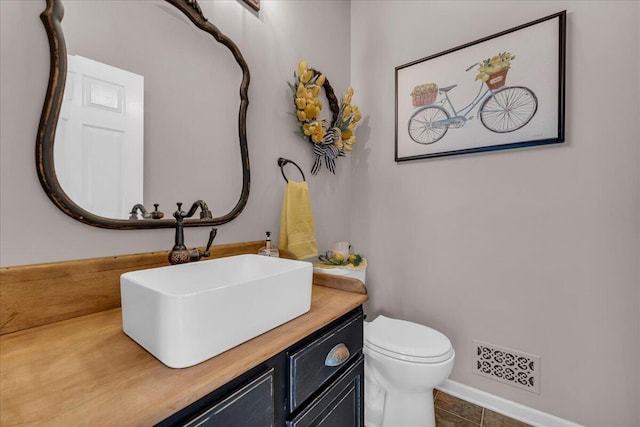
434,390,533,427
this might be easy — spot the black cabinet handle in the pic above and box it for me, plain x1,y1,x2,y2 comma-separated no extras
325,343,350,367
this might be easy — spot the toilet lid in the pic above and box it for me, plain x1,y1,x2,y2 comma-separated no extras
365,315,454,363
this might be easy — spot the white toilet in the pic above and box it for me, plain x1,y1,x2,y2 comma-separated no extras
364,315,455,427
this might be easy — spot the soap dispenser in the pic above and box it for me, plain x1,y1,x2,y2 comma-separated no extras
258,231,279,257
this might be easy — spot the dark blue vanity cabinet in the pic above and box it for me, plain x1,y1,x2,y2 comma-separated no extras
156,307,364,427
182,369,276,427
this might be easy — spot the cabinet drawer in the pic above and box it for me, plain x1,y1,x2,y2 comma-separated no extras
288,311,363,412
182,369,274,427
287,355,364,427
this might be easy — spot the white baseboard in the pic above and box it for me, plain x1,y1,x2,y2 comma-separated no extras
436,380,583,427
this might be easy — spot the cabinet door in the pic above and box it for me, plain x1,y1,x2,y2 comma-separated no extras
183,369,274,427
287,356,364,427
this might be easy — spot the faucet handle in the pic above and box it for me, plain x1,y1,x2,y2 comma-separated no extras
187,228,217,262
174,202,185,220
151,203,164,219
202,228,217,258
204,228,218,256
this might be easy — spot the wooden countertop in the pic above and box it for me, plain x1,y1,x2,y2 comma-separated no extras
0,285,367,426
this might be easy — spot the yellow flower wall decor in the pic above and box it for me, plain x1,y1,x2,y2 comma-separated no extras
287,61,362,174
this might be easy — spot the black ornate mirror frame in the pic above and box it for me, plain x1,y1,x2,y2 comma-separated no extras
37,0,250,229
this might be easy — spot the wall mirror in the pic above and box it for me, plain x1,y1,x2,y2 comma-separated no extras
37,0,250,229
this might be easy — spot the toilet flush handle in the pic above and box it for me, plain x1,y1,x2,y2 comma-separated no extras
325,343,350,367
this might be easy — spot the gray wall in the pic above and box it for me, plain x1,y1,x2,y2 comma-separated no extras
350,1,640,426
0,0,353,266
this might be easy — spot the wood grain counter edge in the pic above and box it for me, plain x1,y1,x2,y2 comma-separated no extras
0,242,366,335
0,285,367,426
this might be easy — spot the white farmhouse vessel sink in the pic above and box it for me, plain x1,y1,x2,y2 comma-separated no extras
121,254,312,368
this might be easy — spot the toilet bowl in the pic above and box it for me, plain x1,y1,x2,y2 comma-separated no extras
364,315,455,427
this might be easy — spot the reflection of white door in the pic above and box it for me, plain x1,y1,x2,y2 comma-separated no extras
55,55,144,219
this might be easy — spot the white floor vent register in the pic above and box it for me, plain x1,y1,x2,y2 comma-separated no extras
472,340,540,394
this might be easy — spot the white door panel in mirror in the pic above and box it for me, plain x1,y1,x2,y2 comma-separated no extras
55,54,143,219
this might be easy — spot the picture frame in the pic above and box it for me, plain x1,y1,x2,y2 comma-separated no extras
395,11,566,162
242,0,260,12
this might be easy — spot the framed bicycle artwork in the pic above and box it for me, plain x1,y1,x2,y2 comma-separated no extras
395,11,566,162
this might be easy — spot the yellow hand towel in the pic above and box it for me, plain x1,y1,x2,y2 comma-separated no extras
279,181,318,260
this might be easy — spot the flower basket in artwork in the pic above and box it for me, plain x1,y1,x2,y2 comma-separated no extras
475,52,514,90
486,69,509,90
410,83,438,107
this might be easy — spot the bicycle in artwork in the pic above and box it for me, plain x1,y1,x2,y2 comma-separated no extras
407,52,538,145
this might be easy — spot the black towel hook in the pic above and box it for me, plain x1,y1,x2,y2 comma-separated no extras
278,158,306,183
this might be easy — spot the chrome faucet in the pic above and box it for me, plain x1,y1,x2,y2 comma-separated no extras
168,201,217,265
